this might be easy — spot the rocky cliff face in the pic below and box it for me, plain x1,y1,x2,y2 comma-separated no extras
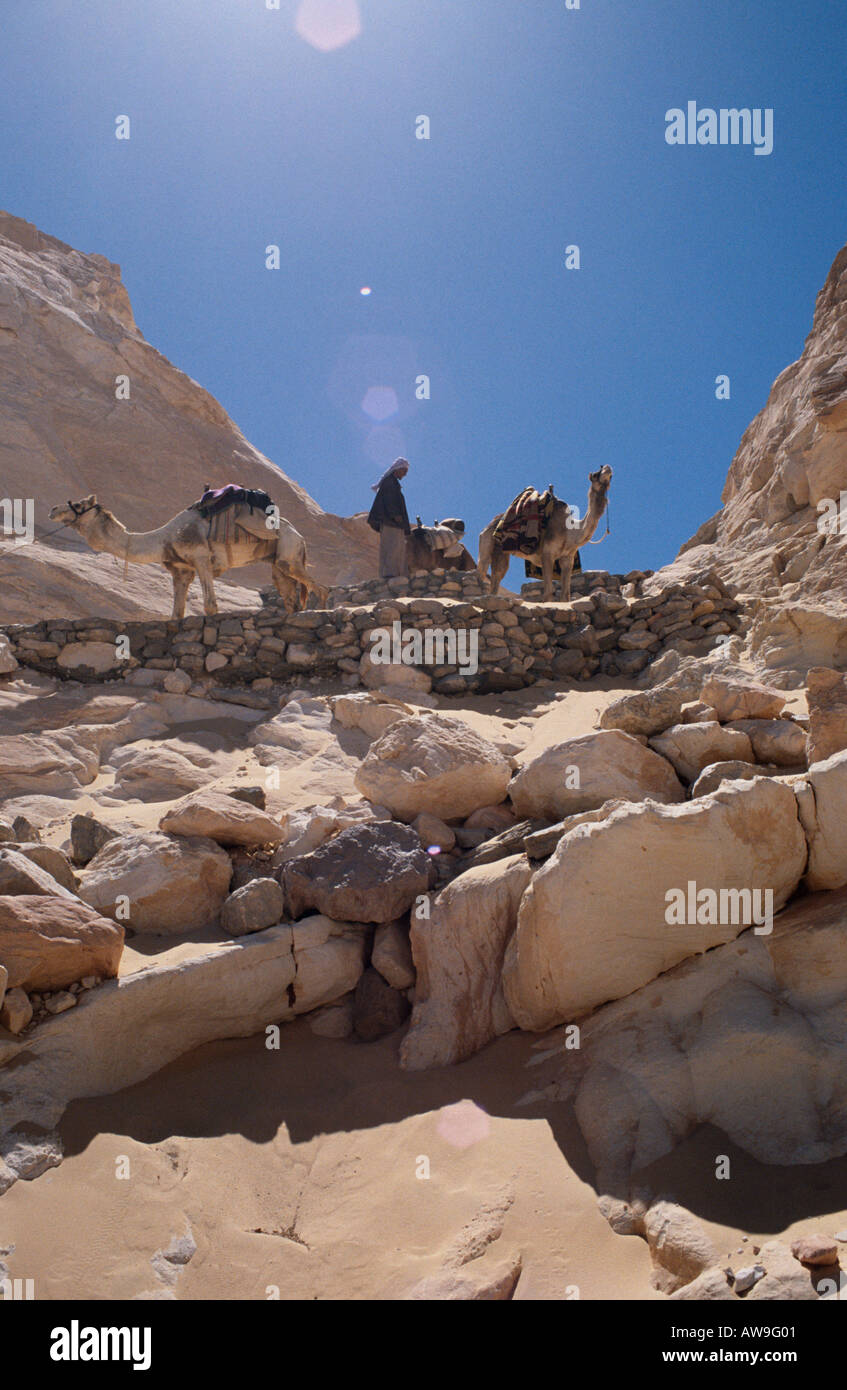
0,212,376,621
666,241,847,675
676,242,847,605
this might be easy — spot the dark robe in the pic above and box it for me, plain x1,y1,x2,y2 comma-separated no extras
367,475,410,534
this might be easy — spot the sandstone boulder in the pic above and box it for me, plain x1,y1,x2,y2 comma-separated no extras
0,895,123,991
597,687,684,738
699,675,786,722
220,878,285,937
79,831,232,934
0,986,32,1034
801,750,847,891
109,745,214,800
0,848,77,900
680,701,718,724
806,667,847,765
724,718,807,767
790,1235,838,1268
331,691,414,739
527,882,847,1188
12,844,77,893
412,812,455,852
70,813,118,865
648,722,754,783
402,854,532,1070
290,915,367,1015
372,918,416,990
510,730,684,820
690,760,776,798
159,790,285,847
355,714,512,822
502,777,807,1030
643,1201,720,1295
282,822,435,923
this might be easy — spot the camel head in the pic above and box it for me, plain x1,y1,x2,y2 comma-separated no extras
49,495,100,527
588,465,613,494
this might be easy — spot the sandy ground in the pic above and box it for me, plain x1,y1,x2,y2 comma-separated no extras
3,1022,844,1301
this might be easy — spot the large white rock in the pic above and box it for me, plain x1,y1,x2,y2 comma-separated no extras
401,855,532,1070
159,790,286,847
0,895,124,991
806,667,847,765
79,831,232,934
523,883,847,1189
503,777,807,1031
699,675,786,722
510,730,684,820
724,718,807,767
597,687,685,738
0,922,364,1137
355,714,512,822
648,722,754,783
372,918,416,990
331,692,414,740
801,749,847,891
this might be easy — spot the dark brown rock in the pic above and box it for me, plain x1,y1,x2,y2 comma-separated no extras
282,822,435,924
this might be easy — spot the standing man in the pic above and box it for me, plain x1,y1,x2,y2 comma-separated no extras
368,457,411,578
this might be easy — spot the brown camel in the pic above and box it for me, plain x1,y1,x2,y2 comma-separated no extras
478,466,613,601
407,519,477,574
48,495,328,617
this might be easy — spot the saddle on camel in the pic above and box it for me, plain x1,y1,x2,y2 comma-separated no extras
190,483,273,542
493,485,582,576
407,517,477,573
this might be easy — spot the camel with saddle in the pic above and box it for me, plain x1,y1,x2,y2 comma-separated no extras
48,485,328,617
478,466,613,602
406,517,477,574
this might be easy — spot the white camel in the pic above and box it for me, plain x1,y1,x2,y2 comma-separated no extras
48,495,328,617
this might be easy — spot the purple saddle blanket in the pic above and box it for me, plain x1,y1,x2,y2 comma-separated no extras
191,484,273,519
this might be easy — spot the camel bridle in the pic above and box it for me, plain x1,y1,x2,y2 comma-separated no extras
67,499,100,520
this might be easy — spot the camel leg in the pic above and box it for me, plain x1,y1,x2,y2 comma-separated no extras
489,547,509,596
194,555,218,616
540,549,555,602
167,565,193,620
477,533,493,589
272,563,300,614
559,552,576,602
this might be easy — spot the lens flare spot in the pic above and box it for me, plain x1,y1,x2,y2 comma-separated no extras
360,286,372,296
296,0,362,52
427,844,442,857
362,385,399,422
436,1100,491,1150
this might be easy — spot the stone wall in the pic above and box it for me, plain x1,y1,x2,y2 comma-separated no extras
324,567,650,608
1,570,743,696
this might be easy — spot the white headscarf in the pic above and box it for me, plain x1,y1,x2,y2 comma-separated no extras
372,458,409,491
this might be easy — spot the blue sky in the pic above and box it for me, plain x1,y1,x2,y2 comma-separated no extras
2,0,846,578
